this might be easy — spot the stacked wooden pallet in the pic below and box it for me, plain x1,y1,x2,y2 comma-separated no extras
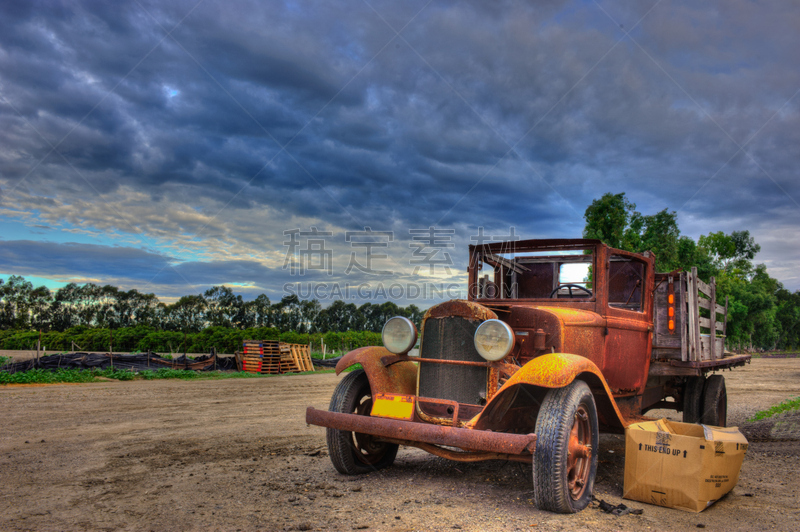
241,340,281,374
236,341,315,374
280,343,315,373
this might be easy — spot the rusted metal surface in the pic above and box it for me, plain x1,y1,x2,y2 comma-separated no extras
383,354,490,368
533,328,547,350
416,396,460,425
474,353,630,429
335,346,417,396
567,405,592,499
306,407,536,455
493,353,604,390
423,299,497,321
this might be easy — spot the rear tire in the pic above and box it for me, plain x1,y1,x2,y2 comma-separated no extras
533,380,599,513
326,369,398,475
682,376,705,423
700,374,727,427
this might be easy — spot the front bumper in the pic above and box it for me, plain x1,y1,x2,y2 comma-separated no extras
306,407,537,456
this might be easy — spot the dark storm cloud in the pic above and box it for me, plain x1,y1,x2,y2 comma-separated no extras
0,239,289,299
0,239,177,281
1,0,799,294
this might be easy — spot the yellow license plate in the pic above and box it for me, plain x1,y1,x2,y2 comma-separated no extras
371,394,414,420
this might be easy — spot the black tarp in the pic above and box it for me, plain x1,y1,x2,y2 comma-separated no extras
1,352,237,374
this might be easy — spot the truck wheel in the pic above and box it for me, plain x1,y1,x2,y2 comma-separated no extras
326,369,398,475
533,380,599,513
682,376,705,423
700,374,727,427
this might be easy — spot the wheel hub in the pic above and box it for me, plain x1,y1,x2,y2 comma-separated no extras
566,406,592,499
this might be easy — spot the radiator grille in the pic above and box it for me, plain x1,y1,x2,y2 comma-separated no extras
418,317,488,405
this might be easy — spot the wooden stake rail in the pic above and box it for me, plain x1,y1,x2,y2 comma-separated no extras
237,340,314,374
652,267,729,363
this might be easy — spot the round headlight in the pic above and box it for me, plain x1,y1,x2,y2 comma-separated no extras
474,319,515,361
382,316,417,354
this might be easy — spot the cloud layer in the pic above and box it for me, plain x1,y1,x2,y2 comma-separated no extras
1,0,798,299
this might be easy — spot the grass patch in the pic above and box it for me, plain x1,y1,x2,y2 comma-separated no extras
0,368,98,385
138,368,202,380
750,396,800,421
0,356,10,366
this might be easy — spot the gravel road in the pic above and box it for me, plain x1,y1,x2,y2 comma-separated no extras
0,358,798,531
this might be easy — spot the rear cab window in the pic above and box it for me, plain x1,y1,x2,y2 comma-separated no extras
473,247,594,301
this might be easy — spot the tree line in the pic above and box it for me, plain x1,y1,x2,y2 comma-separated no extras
0,325,382,356
0,280,424,335
583,192,800,351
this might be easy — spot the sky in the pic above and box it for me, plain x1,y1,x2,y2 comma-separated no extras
1,0,798,306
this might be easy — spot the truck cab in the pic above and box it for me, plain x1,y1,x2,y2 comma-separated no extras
306,239,750,513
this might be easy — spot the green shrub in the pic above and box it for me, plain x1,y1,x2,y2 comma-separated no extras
0,368,97,384
750,396,800,421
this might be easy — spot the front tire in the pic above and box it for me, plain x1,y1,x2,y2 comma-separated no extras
326,369,398,475
533,380,599,513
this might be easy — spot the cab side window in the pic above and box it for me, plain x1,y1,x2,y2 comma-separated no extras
608,256,645,311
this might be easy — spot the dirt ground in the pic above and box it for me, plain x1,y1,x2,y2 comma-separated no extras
1,358,799,532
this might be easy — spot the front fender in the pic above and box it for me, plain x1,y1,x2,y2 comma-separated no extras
501,352,607,390
473,353,629,431
334,346,417,396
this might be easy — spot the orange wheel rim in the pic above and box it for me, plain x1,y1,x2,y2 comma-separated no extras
566,405,592,499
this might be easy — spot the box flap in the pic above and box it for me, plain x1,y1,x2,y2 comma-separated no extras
701,425,748,444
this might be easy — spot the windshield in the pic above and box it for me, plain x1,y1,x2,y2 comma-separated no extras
474,249,594,300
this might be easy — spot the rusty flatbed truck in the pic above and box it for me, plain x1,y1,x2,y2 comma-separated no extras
305,239,751,513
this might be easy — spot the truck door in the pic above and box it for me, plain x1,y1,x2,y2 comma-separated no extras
602,253,652,394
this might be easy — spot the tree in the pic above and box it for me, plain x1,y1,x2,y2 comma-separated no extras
251,294,272,328
675,237,716,281
582,192,681,272
165,295,207,333
775,287,800,350
0,276,38,329
273,295,302,332
698,231,761,276
300,299,322,333
28,286,52,331
582,192,635,250
204,286,244,328
717,264,780,350
633,209,681,271
403,304,424,330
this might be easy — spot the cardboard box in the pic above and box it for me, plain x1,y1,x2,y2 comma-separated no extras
623,419,748,512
